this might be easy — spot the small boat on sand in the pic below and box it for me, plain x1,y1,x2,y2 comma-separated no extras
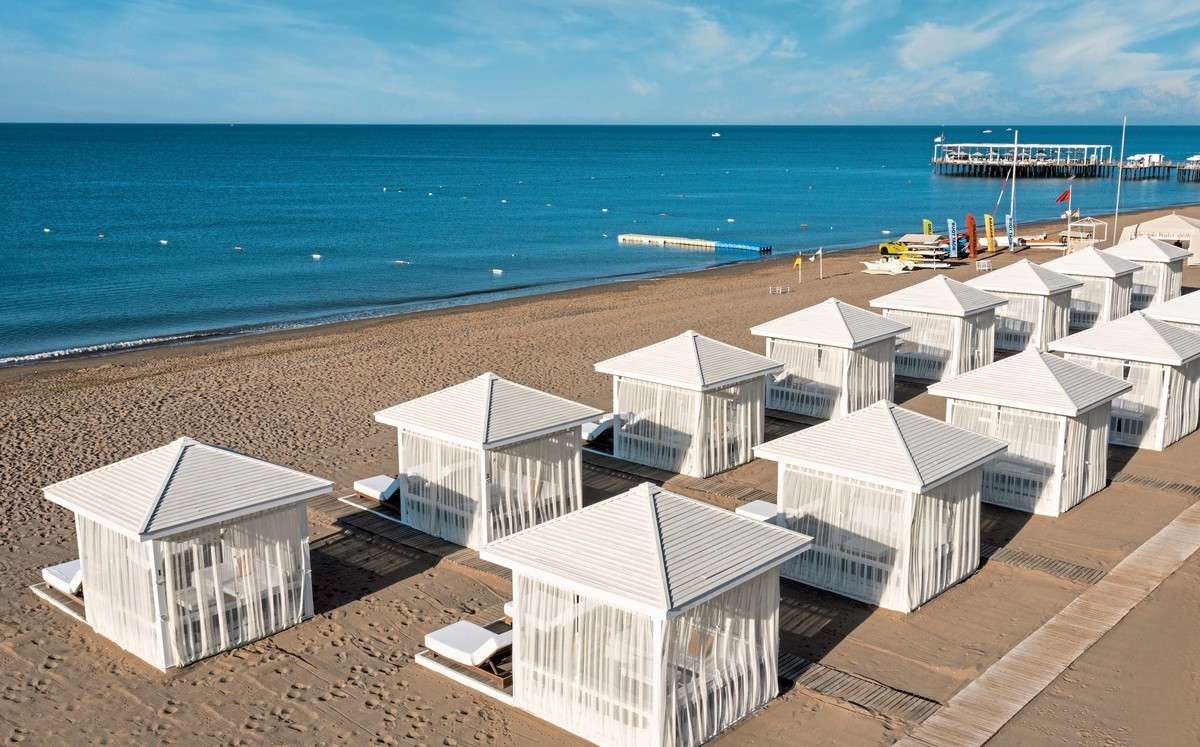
862,257,916,275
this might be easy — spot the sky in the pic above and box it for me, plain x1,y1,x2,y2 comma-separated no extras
2,0,1200,124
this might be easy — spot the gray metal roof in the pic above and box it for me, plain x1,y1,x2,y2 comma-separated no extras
43,438,332,540
1049,311,1200,366
964,259,1083,296
869,275,1008,317
1119,213,1200,243
1144,291,1200,326
1103,235,1193,264
480,482,811,619
594,330,783,391
750,298,910,348
374,373,603,449
1041,247,1139,278
753,401,1005,493
928,349,1131,416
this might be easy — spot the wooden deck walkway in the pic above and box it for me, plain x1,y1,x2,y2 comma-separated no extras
779,652,941,725
308,494,512,582
895,500,1200,746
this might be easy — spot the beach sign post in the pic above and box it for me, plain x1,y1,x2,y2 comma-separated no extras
947,218,959,259
1006,214,1015,252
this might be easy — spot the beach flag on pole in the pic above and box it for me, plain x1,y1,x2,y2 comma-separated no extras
985,214,996,252
808,247,822,261
922,218,933,235
795,253,803,283
1055,187,1072,204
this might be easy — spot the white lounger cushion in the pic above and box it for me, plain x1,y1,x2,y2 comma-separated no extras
43,559,83,596
425,621,512,667
354,475,398,501
503,600,515,620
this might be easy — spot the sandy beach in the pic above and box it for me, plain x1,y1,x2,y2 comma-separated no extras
3,204,1200,746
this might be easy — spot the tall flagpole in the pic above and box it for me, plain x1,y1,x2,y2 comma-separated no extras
1113,116,1127,245
1067,185,1073,251
1010,129,1018,241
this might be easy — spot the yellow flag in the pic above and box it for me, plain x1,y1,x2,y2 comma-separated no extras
793,256,804,267
922,219,933,235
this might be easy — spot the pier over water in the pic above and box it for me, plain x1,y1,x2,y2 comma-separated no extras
933,142,1116,178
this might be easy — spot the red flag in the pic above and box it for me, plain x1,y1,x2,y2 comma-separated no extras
1055,187,1071,204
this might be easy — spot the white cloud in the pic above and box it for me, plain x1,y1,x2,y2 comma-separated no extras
629,76,660,96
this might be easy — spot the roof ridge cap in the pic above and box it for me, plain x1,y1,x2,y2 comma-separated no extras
645,486,672,610
884,405,924,489
139,439,189,536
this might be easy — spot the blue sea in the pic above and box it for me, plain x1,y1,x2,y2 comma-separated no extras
3,124,1199,365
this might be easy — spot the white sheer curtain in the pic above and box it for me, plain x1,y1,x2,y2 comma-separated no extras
1161,357,1200,447
1164,260,1184,303
665,570,779,747
514,574,657,747
958,310,995,375
765,339,847,419
776,465,910,611
1069,277,1109,329
886,310,959,381
1066,354,1165,449
993,292,1041,352
1061,405,1111,512
1045,291,1073,347
696,382,763,477
77,515,162,668
949,401,1062,515
488,428,583,543
1112,274,1133,321
616,378,762,477
1129,263,1166,310
845,338,895,415
399,430,484,548
908,470,981,611
160,505,309,669
615,378,700,475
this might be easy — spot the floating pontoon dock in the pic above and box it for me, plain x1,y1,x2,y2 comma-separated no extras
618,233,772,253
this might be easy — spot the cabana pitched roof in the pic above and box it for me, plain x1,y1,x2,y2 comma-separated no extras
869,275,1007,317
1049,311,1200,365
750,298,910,348
928,349,1131,416
594,330,783,391
374,373,603,449
1104,235,1193,263
1144,291,1200,326
1041,247,1139,279
43,438,332,540
480,482,811,619
964,259,1082,295
1121,213,1200,241
753,401,1005,493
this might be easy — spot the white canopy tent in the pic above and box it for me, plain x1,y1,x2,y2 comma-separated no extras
750,298,909,419
929,350,1130,516
480,482,811,747
1118,213,1200,265
1041,248,1138,330
965,259,1081,352
869,275,1007,382
1051,312,1200,451
1103,236,1192,310
595,331,782,477
754,402,1005,613
374,373,602,550
1144,291,1200,333
41,438,331,670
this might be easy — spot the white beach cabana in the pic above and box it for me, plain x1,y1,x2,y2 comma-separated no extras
38,438,330,671
373,373,603,550
1118,213,1200,265
477,482,811,747
594,331,782,477
750,298,909,419
1144,291,1200,333
869,275,1007,382
1041,248,1138,330
928,350,1130,516
1103,236,1192,310
964,259,1081,351
753,401,1005,613
1051,312,1200,451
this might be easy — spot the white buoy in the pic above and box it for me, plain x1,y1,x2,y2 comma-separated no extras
312,254,322,259
383,187,386,191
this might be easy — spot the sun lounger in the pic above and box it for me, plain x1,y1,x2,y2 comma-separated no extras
503,600,515,624
42,559,83,596
424,620,513,687
353,475,398,502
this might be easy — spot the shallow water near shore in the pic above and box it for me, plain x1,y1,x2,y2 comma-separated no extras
3,123,1199,363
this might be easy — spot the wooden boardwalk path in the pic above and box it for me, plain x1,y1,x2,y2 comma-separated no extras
895,501,1200,746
